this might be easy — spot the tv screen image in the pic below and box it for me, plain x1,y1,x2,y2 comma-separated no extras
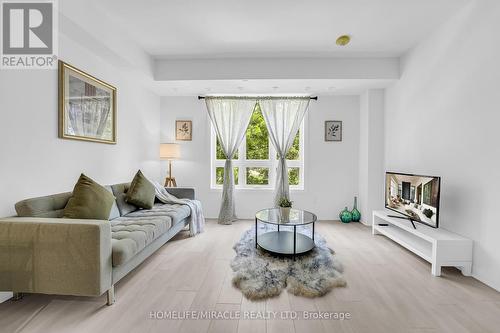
385,172,441,228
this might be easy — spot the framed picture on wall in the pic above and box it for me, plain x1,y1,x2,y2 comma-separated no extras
58,61,117,144
176,120,192,141
325,120,342,142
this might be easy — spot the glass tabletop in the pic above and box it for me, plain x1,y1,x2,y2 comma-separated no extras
255,208,317,226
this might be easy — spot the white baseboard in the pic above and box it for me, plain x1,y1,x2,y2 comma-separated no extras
0,292,13,303
360,219,371,226
472,273,500,293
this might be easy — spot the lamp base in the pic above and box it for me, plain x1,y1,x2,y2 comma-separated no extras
164,177,177,187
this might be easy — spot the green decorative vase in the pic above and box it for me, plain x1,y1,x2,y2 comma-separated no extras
351,196,361,222
339,207,352,223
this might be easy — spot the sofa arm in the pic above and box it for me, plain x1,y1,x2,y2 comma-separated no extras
0,217,112,297
165,187,195,200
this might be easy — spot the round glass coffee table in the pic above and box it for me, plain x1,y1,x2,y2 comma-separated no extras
255,208,317,259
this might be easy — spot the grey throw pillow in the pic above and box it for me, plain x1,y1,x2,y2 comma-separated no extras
105,186,120,220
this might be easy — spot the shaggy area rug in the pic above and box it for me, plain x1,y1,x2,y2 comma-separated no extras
230,227,346,300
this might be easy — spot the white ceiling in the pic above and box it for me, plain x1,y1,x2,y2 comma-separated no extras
91,0,467,58
150,79,396,96
69,0,468,95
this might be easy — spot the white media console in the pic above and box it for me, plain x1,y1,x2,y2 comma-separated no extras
372,210,473,276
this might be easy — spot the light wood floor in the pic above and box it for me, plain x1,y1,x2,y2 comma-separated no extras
1,220,500,333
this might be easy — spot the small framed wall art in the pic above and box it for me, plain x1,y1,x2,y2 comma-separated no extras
176,120,192,141
59,61,117,144
325,120,342,142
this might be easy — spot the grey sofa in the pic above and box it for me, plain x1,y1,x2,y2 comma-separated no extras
0,183,194,305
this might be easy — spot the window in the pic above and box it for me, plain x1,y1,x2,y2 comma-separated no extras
211,104,305,189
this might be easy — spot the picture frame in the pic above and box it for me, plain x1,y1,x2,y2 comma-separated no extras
59,61,116,144
176,120,192,141
325,120,342,142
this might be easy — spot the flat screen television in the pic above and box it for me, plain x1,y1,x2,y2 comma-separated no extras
385,172,441,228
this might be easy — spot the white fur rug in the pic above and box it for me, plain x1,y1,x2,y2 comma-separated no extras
230,227,346,300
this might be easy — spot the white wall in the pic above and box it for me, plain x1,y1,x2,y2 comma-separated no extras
385,0,500,291
160,96,360,220
0,2,160,303
155,58,399,81
0,7,161,218
358,89,385,224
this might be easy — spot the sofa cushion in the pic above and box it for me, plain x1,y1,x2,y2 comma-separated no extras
111,183,137,216
63,174,115,220
15,192,72,218
110,203,191,267
111,213,172,267
125,170,155,209
125,203,190,226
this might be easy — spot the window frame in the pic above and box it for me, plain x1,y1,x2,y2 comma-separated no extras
210,114,306,190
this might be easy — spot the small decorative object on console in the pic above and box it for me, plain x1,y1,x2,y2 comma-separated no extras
339,207,352,223
351,196,361,222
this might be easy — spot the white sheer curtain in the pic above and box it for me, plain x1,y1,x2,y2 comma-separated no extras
205,97,257,224
259,98,310,206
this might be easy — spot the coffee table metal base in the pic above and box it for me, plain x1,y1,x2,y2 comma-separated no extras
254,210,317,260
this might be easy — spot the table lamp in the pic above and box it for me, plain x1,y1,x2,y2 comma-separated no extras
160,143,180,187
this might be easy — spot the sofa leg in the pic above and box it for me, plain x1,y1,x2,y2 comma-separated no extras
12,292,23,301
106,286,115,306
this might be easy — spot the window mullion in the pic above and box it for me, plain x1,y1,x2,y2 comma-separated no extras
269,137,276,188
211,114,305,190
300,117,305,188
241,134,247,186
212,129,217,187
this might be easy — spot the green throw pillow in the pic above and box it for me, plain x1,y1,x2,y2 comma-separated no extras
126,170,155,209
63,174,115,220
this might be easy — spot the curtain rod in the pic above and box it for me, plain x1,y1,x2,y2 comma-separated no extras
198,96,318,100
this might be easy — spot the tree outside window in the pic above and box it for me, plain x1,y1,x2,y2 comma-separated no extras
212,104,304,189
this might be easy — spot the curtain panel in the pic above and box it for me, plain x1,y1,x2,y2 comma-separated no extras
259,98,310,206
205,97,257,224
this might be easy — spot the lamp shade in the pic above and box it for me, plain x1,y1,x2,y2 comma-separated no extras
160,143,181,160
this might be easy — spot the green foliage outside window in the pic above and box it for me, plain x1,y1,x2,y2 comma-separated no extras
288,168,300,185
286,130,300,160
216,137,238,159
246,104,269,160
216,167,238,185
275,130,300,160
246,167,269,185
214,103,301,186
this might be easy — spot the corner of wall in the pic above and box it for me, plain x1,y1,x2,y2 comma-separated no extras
358,89,385,225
